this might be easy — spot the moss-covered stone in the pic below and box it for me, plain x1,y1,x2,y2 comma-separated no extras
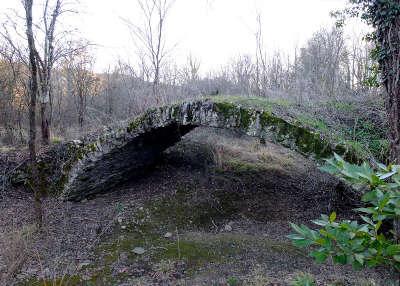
12,96,369,200
239,108,252,130
214,101,237,119
127,117,144,133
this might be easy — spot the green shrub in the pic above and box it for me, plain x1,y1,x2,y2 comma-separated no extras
350,119,389,161
227,276,240,286
288,154,400,272
291,272,316,286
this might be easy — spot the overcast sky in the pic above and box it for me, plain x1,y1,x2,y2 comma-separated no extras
0,0,367,72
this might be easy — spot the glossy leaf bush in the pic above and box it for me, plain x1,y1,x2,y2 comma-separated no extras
288,154,400,270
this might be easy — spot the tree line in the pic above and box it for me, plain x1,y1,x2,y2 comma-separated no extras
0,3,378,145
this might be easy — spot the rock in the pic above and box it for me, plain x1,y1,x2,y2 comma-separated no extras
77,261,91,270
81,274,91,281
118,267,129,274
132,247,146,255
224,224,233,232
43,267,51,276
164,232,173,238
95,223,102,234
119,252,129,263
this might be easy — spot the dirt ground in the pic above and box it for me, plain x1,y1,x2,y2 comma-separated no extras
0,127,393,285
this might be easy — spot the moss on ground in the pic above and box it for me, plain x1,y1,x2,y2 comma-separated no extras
15,127,387,285
221,158,268,173
18,231,305,286
68,167,309,284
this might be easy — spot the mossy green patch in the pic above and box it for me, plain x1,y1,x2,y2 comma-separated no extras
51,136,62,144
127,116,143,133
239,108,252,129
92,199,307,284
222,158,267,173
147,185,239,229
89,184,241,281
214,101,238,119
210,95,291,111
172,104,180,118
257,110,332,159
296,114,328,133
346,119,390,162
18,140,98,197
259,110,283,128
329,101,355,112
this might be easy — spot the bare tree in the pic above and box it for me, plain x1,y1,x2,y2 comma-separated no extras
23,0,42,226
293,27,349,100
68,51,100,128
0,45,29,144
35,0,73,144
254,12,267,97
2,0,79,145
124,0,175,103
184,54,201,82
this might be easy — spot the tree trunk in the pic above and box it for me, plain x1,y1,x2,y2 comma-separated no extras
40,84,51,145
383,1,400,164
24,0,42,227
40,102,50,145
78,95,84,129
380,2,400,282
153,70,159,104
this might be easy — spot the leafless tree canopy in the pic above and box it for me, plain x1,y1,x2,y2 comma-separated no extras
124,0,176,103
0,2,381,146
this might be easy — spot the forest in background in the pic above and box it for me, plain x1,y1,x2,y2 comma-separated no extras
0,0,384,148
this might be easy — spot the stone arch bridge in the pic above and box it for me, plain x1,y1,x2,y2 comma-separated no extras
14,98,354,201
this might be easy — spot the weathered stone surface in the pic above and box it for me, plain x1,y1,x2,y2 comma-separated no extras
13,98,356,201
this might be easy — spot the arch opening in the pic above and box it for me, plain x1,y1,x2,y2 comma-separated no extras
67,123,198,201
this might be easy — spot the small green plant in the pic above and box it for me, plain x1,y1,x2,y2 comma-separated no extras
51,136,62,144
296,114,328,132
291,272,316,286
288,153,400,272
227,276,240,286
115,202,125,214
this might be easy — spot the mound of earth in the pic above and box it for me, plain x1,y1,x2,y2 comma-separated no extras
1,127,392,285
